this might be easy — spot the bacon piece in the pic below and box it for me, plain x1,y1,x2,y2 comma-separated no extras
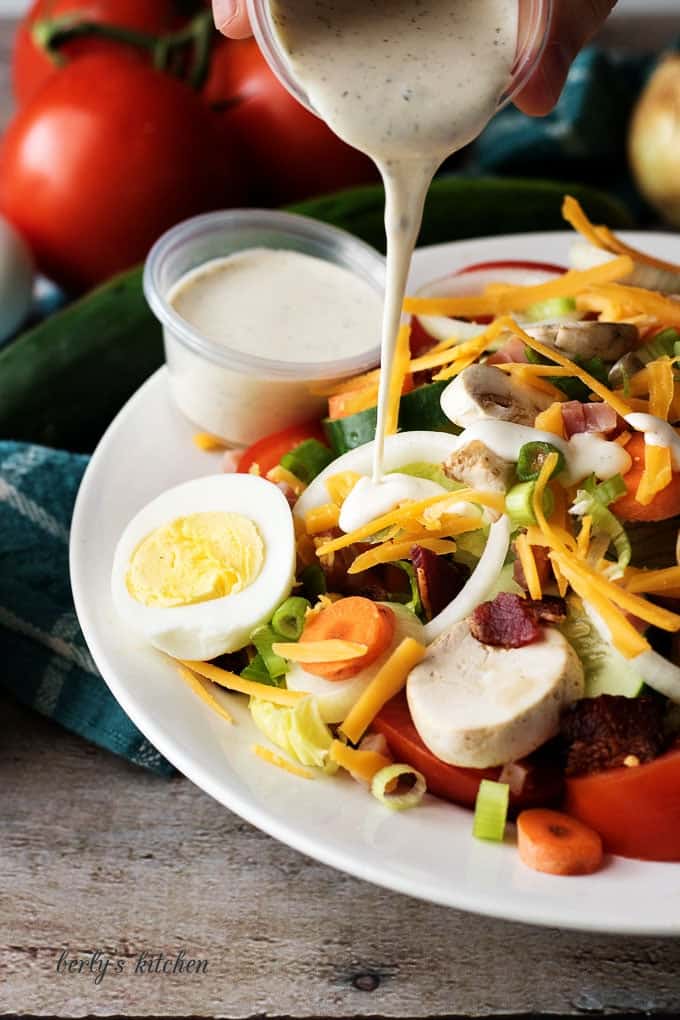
561,400,617,438
526,596,567,623
561,695,666,776
487,336,530,366
470,592,541,648
411,545,469,620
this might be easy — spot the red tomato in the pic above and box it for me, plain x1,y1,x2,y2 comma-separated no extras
457,259,566,277
614,433,680,522
565,746,680,861
373,693,562,811
203,39,377,205
12,0,189,106
237,420,327,476
0,52,243,291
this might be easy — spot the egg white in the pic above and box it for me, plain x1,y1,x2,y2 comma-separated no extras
111,473,296,661
286,603,425,723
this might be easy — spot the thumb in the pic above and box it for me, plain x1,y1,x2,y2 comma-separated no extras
213,0,252,39
514,0,617,116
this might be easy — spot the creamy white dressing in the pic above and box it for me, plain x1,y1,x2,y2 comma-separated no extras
339,473,445,533
269,0,519,487
446,420,632,484
625,413,680,470
168,249,382,364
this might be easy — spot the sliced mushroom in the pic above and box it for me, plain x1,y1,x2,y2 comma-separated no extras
526,321,638,362
406,620,584,768
443,439,513,494
440,364,552,430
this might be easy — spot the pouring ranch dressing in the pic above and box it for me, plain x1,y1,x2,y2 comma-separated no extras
269,0,519,527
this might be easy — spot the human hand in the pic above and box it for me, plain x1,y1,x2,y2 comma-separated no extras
212,0,252,39
514,0,618,115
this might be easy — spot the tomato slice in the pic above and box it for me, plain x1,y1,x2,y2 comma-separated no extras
237,420,326,476
372,693,563,811
565,745,680,861
456,259,566,277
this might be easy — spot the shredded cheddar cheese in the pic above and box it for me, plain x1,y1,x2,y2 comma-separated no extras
315,488,505,557
515,532,542,600
328,739,392,783
534,402,565,438
647,359,675,420
305,503,340,535
340,637,427,745
563,195,680,274
176,664,233,724
403,257,634,319
635,442,673,506
267,465,306,495
626,565,680,594
192,432,227,452
577,515,592,560
385,323,412,436
348,537,458,574
178,660,305,706
325,471,362,506
271,640,368,663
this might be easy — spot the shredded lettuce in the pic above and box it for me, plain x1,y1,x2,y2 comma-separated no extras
250,697,338,774
570,474,631,572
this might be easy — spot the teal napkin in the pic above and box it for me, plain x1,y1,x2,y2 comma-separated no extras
0,441,174,775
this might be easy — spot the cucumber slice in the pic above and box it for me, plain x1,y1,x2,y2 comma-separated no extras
560,598,645,699
323,380,457,455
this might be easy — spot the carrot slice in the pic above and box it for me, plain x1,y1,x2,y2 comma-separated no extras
614,433,680,522
517,809,604,876
298,597,396,681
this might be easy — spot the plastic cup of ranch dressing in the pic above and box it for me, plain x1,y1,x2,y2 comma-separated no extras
144,210,385,445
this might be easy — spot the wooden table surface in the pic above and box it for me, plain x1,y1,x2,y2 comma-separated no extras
2,12,680,1019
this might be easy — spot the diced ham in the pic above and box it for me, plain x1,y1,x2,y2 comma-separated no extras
561,400,617,438
487,336,530,366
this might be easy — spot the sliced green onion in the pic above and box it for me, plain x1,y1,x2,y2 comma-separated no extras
472,779,509,841
392,560,424,619
506,480,554,528
300,563,327,601
271,596,311,641
252,625,289,679
241,653,281,686
280,439,334,484
523,296,577,322
371,763,427,811
517,442,566,482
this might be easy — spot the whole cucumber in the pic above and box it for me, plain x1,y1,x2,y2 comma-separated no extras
289,176,633,253
0,267,163,452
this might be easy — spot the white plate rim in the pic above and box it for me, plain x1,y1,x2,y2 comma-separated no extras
70,230,680,935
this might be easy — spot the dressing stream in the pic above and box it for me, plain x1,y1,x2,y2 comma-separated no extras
270,0,519,507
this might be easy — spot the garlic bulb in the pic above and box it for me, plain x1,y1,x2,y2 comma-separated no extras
629,55,680,229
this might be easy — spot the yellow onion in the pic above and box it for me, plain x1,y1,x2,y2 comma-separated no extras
629,55,680,228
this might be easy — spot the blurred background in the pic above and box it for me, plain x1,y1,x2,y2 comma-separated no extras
0,0,679,452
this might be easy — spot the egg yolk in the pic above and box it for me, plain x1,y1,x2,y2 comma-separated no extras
126,512,264,608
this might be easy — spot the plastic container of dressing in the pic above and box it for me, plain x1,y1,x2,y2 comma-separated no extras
144,210,385,445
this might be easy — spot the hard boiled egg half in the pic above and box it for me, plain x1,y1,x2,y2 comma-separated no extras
111,474,295,660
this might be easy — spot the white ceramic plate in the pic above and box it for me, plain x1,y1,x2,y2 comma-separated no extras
71,231,680,934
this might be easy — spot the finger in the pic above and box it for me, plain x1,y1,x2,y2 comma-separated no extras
213,0,252,39
514,0,617,116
